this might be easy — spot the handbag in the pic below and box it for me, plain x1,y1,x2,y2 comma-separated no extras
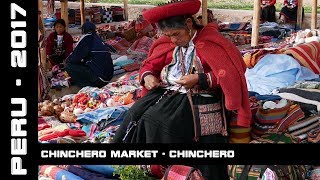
178,47,228,141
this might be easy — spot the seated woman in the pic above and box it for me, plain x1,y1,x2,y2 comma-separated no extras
46,19,73,66
260,0,276,22
112,0,251,179
65,21,114,88
280,0,304,24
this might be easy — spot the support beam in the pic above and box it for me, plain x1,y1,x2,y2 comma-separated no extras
311,0,318,29
38,0,43,20
251,0,261,47
80,0,86,25
297,0,303,29
124,0,129,21
60,0,69,31
202,0,208,26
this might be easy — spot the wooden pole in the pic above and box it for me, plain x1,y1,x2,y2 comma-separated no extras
251,0,261,47
297,0,303,29
124,0,129,21
60,0,69,31
80,0,86,25
202,0,208,26
311,0,318,29
38,0,44,23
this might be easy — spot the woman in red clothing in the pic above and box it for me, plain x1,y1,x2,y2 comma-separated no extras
280,0,304,23
112,0,251,179
260,0,276,22
46,19,73,66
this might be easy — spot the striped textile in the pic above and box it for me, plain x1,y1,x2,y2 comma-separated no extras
308,127,320,143
252,102,291,137
39,165,83,180
229,127,251,143
288,115,320,141
255,103,291,124
228,165,262,180
273,104,305,132
243,49,279,68
282,41,320,74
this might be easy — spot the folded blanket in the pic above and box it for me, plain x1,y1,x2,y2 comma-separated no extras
282,41,320,74
39,165,84,180
58,165,113,180
81,165,115,177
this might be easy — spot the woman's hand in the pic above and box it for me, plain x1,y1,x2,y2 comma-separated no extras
144,74,160,90
175,74,199,89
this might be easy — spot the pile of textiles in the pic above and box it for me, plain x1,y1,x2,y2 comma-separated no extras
221,31,273,46
245,54,318,95
39,165,117,180
49,65,71,90
38,116,86,143
242,48,279,68
107,37,132,55
248,85,320,143
127,36,155,58
96,21,135,41
290,29,320,46
38,71,142,143
248,22,295,39
218,22,249,31
228,165,307,180
281,41,320,74
112,55,142,74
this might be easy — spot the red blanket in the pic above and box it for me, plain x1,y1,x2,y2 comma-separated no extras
140,23,251,127
283,41,320,74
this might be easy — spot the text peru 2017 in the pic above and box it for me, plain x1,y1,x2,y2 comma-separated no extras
10,3,27,176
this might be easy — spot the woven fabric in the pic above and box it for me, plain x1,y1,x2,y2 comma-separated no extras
282,41,320,74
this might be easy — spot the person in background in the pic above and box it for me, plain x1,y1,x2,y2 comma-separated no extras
112,0,251,179
46,19,73,66
260,0,276,22
280,0,304,24
65,21,114,88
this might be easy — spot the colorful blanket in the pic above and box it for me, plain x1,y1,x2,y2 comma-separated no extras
282,41,320,74
243,49,279,68
39,165,84,180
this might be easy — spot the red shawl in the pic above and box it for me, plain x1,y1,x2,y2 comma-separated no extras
140,23,251,127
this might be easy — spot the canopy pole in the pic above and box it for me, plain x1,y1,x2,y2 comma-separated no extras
297,0,303,29
60,0,69,31
251,0,261,47
80,0,85,26
202,0,208,26
311,0,318,29
124,0,129,21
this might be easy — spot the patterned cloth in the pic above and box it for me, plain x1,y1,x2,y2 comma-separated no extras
243,49,279,68
39,165,83,180
288,115,320,142
77,107,129,129
58,165,112,180
282,41,320,74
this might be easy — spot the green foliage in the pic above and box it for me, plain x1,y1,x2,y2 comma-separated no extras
112,165,156,180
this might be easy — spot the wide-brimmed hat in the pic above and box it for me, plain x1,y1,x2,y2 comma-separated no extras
142,0,201,24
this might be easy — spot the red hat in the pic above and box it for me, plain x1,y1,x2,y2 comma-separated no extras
142,0,201,24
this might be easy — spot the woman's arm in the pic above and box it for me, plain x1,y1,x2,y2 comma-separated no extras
45,33,54,57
